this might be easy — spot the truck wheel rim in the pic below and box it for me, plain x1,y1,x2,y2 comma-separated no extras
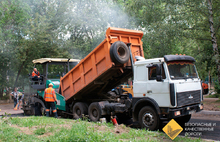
143,113,154,127
117,46,126,58
76,109,81,116
92,109,98,117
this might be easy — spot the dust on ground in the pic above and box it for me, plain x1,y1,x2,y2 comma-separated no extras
192,96,220,119
9,123,73,138
202,97,220,111
94,124,130,134
11,124,34,135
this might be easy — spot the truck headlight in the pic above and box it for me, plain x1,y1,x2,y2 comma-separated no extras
199,104,203,110
174,111,181,116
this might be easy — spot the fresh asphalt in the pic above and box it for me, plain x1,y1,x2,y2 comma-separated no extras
179,117,220,141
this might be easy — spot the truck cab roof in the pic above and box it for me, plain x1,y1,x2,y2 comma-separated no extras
32,58,80,64
135,57,164,65
134,55,196,65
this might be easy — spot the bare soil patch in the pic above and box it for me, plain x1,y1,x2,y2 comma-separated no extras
37,132,53,138
114,124,130,134
93,124,129,134
192,97,220,119
9,123,73,137
11,124,35,135
202,97,220,111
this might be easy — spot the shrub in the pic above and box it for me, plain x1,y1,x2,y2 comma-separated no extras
214,81,220,94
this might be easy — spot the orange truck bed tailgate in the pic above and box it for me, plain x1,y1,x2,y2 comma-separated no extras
60,27,144,103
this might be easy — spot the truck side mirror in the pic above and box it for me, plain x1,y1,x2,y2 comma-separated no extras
156,64,162,81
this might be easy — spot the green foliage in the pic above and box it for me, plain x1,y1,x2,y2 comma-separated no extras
0,0,219,96
0,0,30,94
117,0,220,82
214,81,220,95
206,93,220,98
0,0,137,95
34,126,46,135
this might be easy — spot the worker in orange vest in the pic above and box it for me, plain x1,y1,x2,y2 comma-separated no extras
44,83,58,118
32,68,41,81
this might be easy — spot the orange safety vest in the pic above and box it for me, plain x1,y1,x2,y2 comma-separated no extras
202,83,208,89
32,71,40,77
44,88,56,102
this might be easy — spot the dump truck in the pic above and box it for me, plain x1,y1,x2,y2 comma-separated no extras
24,27,203,131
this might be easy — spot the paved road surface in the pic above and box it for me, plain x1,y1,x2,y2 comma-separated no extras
0,103,23,116
179,116,220,141
178,109,220,141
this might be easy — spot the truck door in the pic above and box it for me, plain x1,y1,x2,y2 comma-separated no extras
146,63,170,107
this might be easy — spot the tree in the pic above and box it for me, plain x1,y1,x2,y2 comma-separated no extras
119,0,220,81
0,0,30,97
13,0,73,87
207,0,219,83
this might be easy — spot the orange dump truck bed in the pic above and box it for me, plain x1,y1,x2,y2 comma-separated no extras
60,27,144,103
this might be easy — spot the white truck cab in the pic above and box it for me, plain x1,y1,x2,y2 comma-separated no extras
132,55,203,130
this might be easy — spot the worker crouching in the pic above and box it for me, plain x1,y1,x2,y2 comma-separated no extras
44,83,58,118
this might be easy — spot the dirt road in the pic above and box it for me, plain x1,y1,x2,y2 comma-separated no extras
0,103,23,116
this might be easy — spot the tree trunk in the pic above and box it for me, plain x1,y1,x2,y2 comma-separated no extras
14,61,25,88
14,49,29,88
0,89,3,99
6,88,11,100
207,0,220,83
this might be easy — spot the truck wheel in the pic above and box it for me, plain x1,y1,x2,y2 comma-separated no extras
88,102,102,122
35,102,46,116
110,41,129,65
138,106,159,131
73,102,88,119
183,114,191,123
175,114,191,127
116,113,132,125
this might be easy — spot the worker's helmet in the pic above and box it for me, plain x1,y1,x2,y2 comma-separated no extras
49,83,53,87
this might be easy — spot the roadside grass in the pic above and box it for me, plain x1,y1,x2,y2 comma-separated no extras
0,116,207,142
34,126,46,135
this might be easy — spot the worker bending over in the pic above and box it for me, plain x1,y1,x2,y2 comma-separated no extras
44,83,58,118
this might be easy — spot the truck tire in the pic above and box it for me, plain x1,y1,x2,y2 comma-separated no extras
138,106,159,131
73,102,88,119
175,114,191,127
110,41,130,65
88,102,102,122
116,113,132,124
35,102,46,116
183,114,191,123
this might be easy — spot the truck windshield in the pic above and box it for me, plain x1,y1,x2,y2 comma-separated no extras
167,61,198,80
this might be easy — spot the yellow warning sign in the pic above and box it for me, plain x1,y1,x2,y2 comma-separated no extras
163,119,183,140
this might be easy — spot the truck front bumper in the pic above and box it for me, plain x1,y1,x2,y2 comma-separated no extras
160,103,203,120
